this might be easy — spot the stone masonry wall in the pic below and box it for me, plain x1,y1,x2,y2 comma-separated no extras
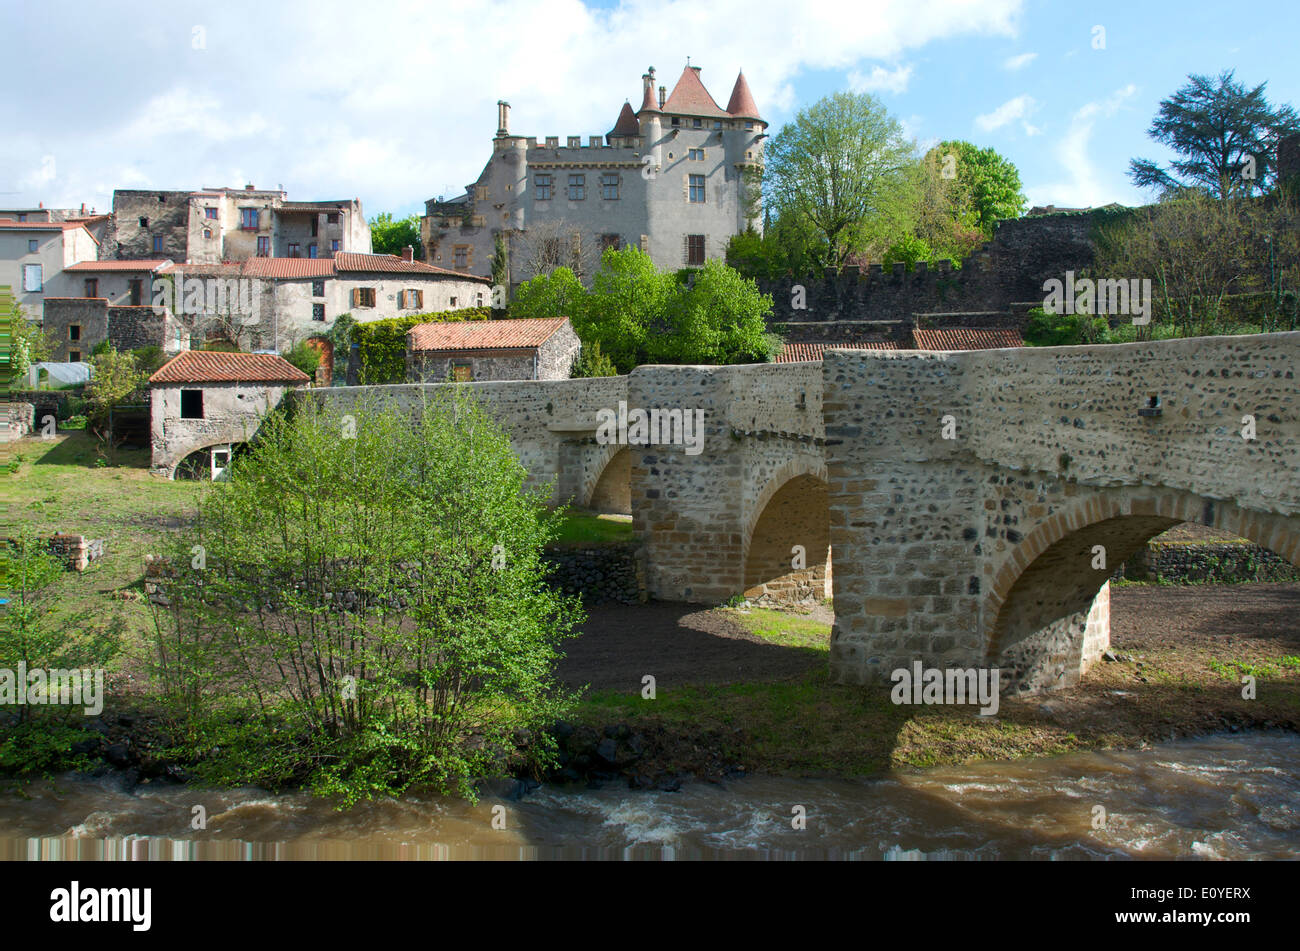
823,332,1300,694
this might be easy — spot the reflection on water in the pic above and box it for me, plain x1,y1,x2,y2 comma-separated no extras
2,733,1297,860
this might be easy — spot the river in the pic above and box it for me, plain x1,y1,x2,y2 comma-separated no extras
2,733,1296,860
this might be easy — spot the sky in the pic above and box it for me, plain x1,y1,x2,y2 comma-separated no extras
3,0,1297,220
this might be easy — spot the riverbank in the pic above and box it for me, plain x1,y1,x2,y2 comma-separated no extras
555,583,1300,785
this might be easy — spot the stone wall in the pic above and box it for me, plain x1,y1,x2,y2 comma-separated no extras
1115,542,1299,584
543,543,646,604
822,331,1300,694
303,375,629,504
2,402,35,441
759,211,1098,334
151,381,301,476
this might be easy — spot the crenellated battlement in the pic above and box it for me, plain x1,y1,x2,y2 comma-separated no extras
759,210,1100,330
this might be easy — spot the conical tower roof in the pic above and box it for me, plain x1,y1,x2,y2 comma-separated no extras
660,64,729,119
609,101,640,137
725,70,763,123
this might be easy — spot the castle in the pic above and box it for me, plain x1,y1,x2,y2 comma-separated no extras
420,64,766,284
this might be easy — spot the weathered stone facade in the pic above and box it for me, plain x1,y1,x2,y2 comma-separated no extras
407,319,581,382
151,381,302,477
41,298,187,361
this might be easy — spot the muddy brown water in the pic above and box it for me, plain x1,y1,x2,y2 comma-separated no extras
2,733,1296,860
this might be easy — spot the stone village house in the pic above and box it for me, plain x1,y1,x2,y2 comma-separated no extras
149,350,310,478
406,316,580,382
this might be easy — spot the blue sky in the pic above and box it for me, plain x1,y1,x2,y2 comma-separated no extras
2,0,1297,219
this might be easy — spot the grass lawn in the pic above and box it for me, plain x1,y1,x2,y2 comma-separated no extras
549,511,635,546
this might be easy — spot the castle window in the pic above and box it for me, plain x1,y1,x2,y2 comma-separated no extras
241,208,259,230
568,174,585,200
69,351,81,363
451,363,473,382
535,173,552,200
83,279,97,298
311,217,319,237
601,173,619,200
308,244,318,258
139,217,148,228
28,239,37,252
685,234,705,266
671,117,680,127
312,280,325,297
257,236,270,256
205,207,217,219
689,148,704,161
331,239,340,252
692,118,702,128
745,121,754,130
312,303,325,321
353,287,376,308
401,289,424,309
69,324,81,341
203,228,212,239
454,245,470,269
689,174,706,203
23,264,42,292
153,236,163,252
288,242,301,258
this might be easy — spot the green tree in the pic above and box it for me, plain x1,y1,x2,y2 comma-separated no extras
653,259,777,365
8,318,53,382
928,140,1027,234
509,266,587,323
1129,70,1300,199
570,340,618,378
580,247,675,372
146,393,583,804
370,212,424,259
85,347,147,453
763,91,916,267
490,233,510,316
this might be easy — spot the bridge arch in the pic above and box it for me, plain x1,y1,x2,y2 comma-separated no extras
584,444,631,515
743,459,831,603
985,489,1300,692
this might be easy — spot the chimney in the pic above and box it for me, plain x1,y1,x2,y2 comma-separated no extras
401,246,414,262
658,86,666,108
80,203,86,215
497,100,511,137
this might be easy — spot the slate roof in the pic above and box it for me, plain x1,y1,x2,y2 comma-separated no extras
149,350,311,385
408,317,570,352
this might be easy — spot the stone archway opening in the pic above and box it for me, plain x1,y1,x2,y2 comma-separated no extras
587,446,631,515
174,441,248,481
988,500,1300,695
744,473,831,605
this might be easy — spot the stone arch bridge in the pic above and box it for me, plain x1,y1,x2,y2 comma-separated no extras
303,331,1298,694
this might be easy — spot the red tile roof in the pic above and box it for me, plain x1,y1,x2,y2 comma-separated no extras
240,257,337,278
149,350,311,385
725,71,763,122
408,317,569,352
661,65,729,119
65,259,174,272
334,251,491,281
775,341,901,363
638,79,661,114
610,102,641,137
0,219,93,233
912,328,1024,351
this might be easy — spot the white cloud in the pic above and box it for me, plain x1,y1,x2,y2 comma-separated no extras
1027,84,1139,208
848,64,914,94
974,94,1038,134
0,0,1025,213
1002,52,1037,71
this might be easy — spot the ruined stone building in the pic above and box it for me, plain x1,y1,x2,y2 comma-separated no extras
421,64,766,284
101,185,371,264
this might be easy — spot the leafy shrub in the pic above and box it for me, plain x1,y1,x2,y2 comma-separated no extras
284,340,322,378
146,392,583,804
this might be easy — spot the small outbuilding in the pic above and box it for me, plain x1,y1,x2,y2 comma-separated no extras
405,316,580,382
149,350,309,478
